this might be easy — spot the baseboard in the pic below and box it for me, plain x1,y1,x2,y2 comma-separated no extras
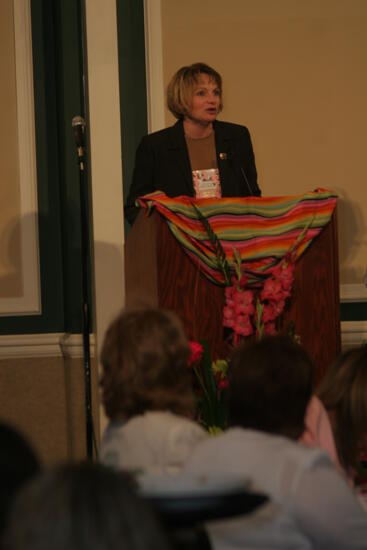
340,321,367,349
0,333,95,359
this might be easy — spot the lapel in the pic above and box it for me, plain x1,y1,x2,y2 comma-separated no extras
214,120,233,153
166,120,193,195
214,121,237,194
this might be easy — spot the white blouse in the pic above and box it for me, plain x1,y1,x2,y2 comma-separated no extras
99,411,207,475
184,427,367,549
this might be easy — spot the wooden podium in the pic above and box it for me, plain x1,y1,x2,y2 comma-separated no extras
125,209,341,385
282,210,341,384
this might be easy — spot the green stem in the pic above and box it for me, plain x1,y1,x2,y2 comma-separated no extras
193,364,216,427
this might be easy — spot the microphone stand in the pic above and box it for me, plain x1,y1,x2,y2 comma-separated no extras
239,165,255,197
226,150,258,196
72,116,94,460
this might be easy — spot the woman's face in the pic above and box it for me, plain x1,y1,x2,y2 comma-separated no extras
186,74,221,125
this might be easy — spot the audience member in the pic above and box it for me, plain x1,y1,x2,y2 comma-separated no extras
300,394,341,471
184,336,367,549
317,345,367,482
3,462,172,550
0,422,40,544
99,308,207,475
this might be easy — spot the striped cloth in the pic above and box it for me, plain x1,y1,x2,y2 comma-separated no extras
137,189,338,285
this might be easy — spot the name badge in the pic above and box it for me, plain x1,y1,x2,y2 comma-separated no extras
193,169,222,199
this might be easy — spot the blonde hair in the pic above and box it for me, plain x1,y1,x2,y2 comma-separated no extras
167,62,223,119
100,308,195,420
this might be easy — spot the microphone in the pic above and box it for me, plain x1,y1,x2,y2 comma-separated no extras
72,116,86,167
239,165,255,196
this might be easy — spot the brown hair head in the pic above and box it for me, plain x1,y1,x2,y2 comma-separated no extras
228,335,314,440
5,462,172,550
167,62,223,119
317,345,367,471
100,308,194,420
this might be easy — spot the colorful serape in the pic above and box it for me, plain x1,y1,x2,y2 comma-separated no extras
137,189,338,285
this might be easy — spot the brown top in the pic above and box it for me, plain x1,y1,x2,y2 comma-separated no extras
185,132,217,171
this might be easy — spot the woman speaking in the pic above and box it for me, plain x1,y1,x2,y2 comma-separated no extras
125,62,261,225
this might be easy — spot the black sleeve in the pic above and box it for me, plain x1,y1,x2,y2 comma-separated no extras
124,136,155,225
239,126,261,197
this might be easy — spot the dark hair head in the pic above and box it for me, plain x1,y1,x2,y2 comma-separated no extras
4,462,171,550
317,345,367,470
100,308,195,420
0,423,40,539
167,62,223,119
228,335,314,439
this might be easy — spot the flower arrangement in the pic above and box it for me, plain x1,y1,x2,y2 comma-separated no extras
188,253,296,433
223,250,296,345
188,340,229,433
187,205,301,432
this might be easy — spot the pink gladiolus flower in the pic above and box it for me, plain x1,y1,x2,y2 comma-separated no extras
224,285,236,307
273,262,295,291
262,303,277,323
223,305,235,327
236,303,255,316
188,341,203,366
272,299,285,317
262,300,286,323
233,289,253,305
225,286,235,299
233,290,255,315
234,314,254,337
273,300,285,317
260,277,284,302
271,263,283,278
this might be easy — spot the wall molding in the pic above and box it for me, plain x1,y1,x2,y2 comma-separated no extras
0,324,365,360
340,283,367,303
0,333,95,359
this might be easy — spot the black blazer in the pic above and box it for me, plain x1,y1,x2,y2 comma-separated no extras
125,119,261,225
